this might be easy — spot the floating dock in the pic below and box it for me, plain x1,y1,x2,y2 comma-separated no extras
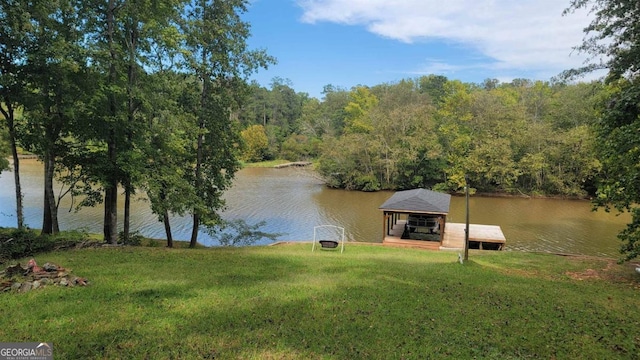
274,161,312,169
383,220,505,251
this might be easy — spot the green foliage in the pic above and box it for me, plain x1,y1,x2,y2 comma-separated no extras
0,119,9,171
564,0,640,80
592,79,640,261
418,74,448,104
353,173,381,192
0,0,275,245
118,230,143,246
240,124,269,162
279,134,319,161
312,77,602,194
565,0,640,260
0,228,89,263
0,228,40,263
344,86,378,134
179,0,275,247
617,208,640,262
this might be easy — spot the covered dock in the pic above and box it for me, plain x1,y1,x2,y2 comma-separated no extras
379,189,506,251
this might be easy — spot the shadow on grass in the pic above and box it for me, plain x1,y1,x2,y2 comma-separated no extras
174,257,640,359
3,247,640,359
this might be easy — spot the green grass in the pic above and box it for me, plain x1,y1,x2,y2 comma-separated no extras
1,244,640,359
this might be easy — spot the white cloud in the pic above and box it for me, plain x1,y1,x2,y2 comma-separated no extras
297,0,595,79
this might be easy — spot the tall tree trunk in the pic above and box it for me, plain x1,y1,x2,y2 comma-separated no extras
104,0,118,244
105,136,118,244
190,125,203,247
122,15,139,245
41,151,59,235
189,84,206,248
1,104,24,229
11,147,24,229
41,95,61,235
190,19,208,248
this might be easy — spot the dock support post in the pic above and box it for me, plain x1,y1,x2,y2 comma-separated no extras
464,175,470,261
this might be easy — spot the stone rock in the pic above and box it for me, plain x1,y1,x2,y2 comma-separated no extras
33,272,57,279
2,261,87,292
19,282,32,292
42,263,58,272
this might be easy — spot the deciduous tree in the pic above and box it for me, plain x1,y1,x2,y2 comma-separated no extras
240,124,269,162
566,0,640,260
0,0,29,229
180,0,274,247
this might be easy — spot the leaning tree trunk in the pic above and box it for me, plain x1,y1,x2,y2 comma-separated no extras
163,209,173,248
41,150,59,235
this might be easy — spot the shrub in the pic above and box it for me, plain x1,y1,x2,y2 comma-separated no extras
0,229,92,264
118,231,144,246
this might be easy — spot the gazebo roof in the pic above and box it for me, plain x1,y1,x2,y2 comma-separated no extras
379,188,451,214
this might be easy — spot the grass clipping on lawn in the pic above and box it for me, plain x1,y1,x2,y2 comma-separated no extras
1,244,639,359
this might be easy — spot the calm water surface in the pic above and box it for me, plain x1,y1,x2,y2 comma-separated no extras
0,159,630,257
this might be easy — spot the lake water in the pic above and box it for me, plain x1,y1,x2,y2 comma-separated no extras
0,159,631,257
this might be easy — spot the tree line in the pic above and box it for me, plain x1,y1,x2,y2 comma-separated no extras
0,0,274,246
238,76,604,197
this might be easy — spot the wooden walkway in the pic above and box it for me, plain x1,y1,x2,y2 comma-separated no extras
383,220,505,251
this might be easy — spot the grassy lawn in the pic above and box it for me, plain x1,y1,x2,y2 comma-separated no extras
1,244,640,359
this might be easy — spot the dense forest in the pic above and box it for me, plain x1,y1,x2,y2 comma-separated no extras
236,76,603,197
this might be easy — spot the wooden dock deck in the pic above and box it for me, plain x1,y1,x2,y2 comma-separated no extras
274,161,312,169
383,220,505,251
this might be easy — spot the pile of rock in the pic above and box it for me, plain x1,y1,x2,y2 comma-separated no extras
1,259,89,293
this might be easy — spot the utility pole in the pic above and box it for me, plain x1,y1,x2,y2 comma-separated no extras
464,174,470,261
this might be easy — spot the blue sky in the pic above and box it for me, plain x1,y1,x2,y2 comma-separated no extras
242,0,600,99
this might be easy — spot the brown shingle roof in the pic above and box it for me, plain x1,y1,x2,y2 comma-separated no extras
379,188,451,214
